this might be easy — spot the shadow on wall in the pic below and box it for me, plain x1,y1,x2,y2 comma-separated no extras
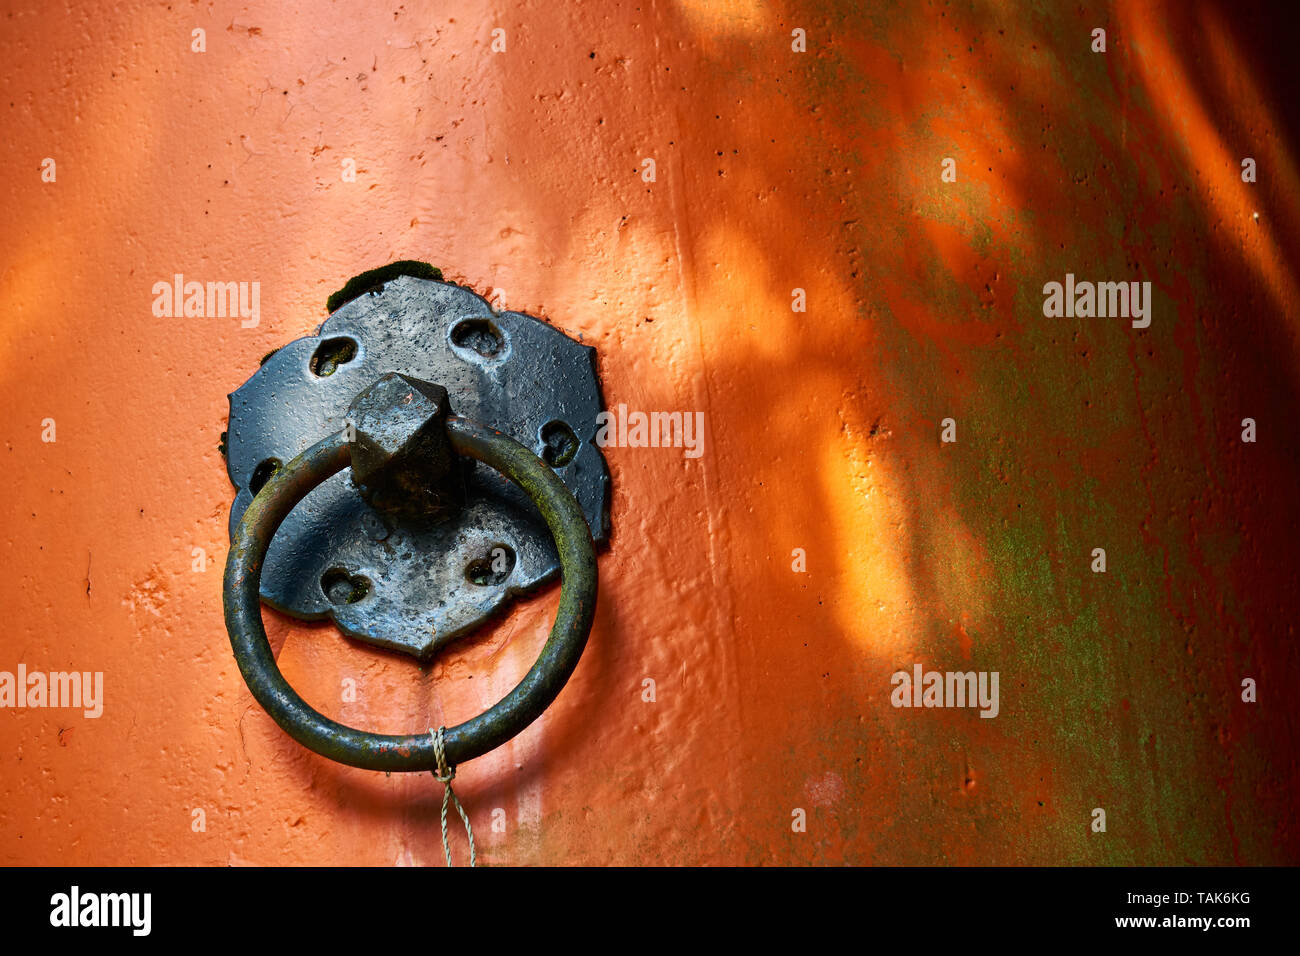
521,0,1300,863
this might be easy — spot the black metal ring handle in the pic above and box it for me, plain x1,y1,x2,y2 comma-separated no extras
222,416,598,771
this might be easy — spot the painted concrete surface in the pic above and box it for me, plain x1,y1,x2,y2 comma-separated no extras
1,1,1297,864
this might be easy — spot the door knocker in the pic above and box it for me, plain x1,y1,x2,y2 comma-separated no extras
219,263,611,859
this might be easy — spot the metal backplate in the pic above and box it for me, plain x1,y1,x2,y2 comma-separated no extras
225,275,611,659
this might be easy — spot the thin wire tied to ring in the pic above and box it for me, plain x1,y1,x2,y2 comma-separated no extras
431,726,476,867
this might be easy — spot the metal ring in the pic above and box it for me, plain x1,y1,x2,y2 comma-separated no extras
222,416,598,771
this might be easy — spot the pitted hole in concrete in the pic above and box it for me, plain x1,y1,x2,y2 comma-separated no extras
249,458,282,495
321,567,371,605
465,544,515,587
309,336,358,377
540,420,579,467
449,318,504,358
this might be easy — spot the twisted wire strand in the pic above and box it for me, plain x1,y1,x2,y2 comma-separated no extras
431,726,476,867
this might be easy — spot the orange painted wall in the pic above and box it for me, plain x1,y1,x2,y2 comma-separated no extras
2,0,1297,865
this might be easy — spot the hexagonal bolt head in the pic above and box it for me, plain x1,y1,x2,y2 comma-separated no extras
345,373,463,521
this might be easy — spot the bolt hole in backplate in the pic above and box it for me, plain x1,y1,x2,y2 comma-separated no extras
465,543,516,587
449,317,505,358
248,458,282,495
321,567,371,605
224,266,611,659
310,337,358,377
540,420,579,467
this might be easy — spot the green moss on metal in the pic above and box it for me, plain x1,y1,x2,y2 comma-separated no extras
326,261,443,313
